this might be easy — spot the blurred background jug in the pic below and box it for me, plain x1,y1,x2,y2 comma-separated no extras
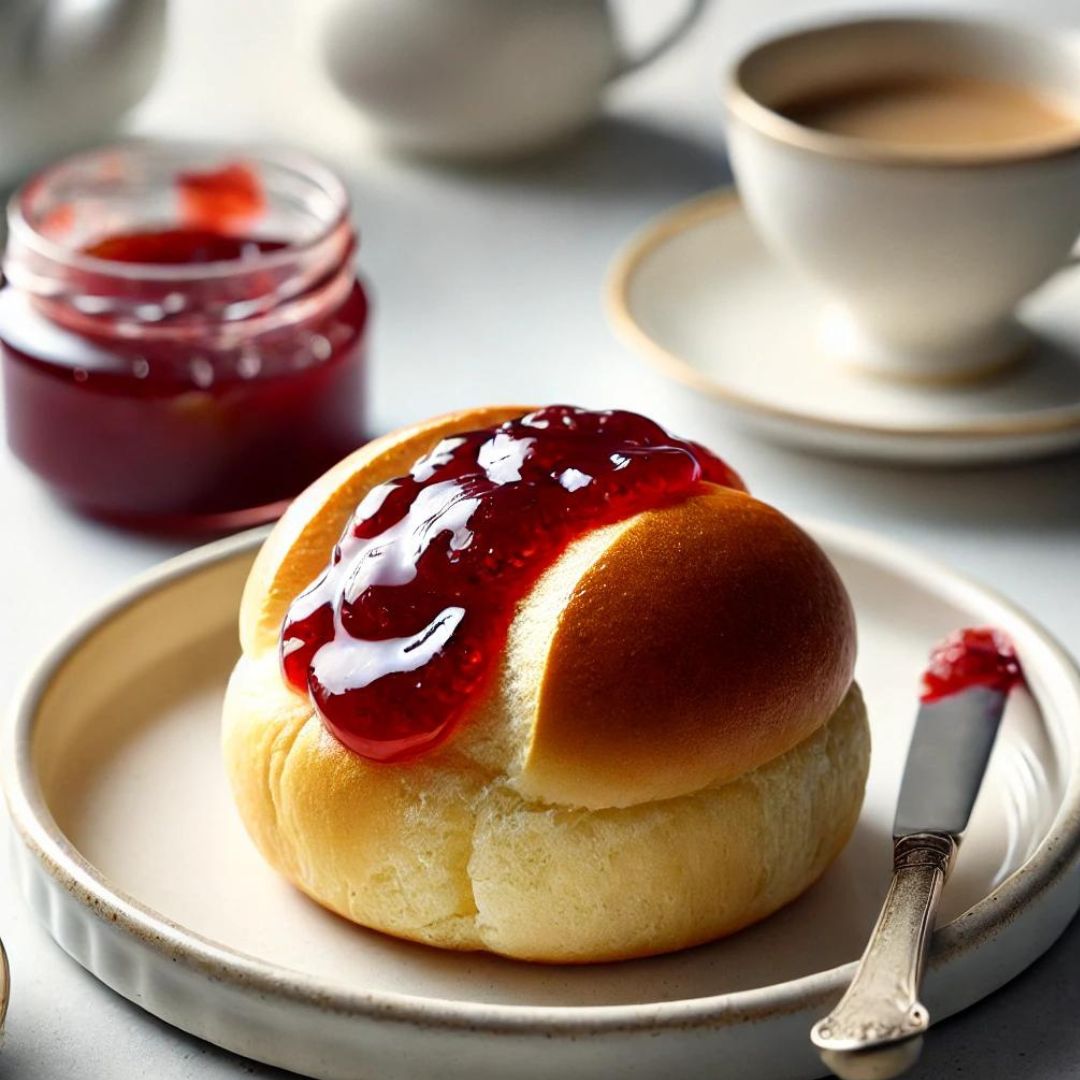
321,0,708,159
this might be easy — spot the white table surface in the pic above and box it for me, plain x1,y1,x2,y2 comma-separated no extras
2,1,1080,1076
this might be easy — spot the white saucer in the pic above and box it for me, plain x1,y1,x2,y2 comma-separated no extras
5,527,1080,1080
607,190,1080,464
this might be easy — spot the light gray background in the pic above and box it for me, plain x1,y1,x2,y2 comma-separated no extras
2,1,1079,1076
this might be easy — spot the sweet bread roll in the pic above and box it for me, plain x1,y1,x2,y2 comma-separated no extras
223,405,869,962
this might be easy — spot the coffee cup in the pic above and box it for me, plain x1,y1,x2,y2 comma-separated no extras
725,17,1080,381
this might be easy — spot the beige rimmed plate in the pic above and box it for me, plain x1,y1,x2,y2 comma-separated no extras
607,190,1080,464
4,525,1080,1080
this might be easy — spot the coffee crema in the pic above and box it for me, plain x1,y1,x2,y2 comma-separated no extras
780,76,1080,150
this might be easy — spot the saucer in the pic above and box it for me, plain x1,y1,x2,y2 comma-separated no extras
607,190,1080,464
5,526,1080,1080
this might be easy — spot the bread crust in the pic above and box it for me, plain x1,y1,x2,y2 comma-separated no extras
521,488,856,808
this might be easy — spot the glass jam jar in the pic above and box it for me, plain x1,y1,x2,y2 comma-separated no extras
0,144,369,531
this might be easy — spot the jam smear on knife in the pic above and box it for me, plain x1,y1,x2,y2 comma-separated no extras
920,626,1024,703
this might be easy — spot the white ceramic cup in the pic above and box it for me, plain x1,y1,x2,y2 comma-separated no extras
725,17,1080,381
321,0,708,159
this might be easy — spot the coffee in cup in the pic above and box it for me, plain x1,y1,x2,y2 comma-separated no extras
781,75,1079,150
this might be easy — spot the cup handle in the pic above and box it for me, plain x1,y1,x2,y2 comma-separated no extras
608,0,709,81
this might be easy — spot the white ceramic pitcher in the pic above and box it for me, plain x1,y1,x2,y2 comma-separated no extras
321,0,708,159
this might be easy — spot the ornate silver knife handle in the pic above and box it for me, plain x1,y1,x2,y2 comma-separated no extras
811,832,957,1080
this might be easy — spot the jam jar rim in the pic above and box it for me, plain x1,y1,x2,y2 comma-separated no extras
6,141,353,283
2,142,361,346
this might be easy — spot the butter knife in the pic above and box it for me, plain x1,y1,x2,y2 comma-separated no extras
810,682,1009,1080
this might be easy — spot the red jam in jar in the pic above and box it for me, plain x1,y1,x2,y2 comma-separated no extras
282,406,745,763
920,627,1024,702
0,147,368,530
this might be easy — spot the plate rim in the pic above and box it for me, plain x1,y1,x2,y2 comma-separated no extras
605,188,1080,442
4,523,1080,1036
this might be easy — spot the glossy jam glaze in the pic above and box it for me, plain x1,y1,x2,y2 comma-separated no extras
282,406,745,762
921,626,1025,702
0,147,367,530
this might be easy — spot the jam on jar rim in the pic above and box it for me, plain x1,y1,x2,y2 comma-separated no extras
176,162,267,232
281,405,746,765
920,626,1025,702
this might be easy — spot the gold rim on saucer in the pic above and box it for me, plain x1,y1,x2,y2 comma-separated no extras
605,189,1080,442
0,935,8,1037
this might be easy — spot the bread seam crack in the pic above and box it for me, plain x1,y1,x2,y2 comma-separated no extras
265,715,313,855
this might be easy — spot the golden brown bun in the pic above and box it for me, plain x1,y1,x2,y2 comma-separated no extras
520,488,857,808
224,405,869,961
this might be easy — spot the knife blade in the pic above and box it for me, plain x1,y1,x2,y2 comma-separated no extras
894,685,1007,840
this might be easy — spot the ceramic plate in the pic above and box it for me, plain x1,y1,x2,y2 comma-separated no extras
5,526,1080,1080
607,190,1080,464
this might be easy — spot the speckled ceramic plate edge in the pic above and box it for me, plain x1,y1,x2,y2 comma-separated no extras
3,525,1080,1080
